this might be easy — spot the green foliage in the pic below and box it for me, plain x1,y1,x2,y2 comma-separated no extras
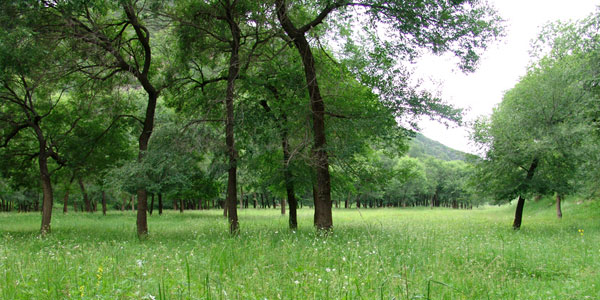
472,11,600,202
407,134,467,161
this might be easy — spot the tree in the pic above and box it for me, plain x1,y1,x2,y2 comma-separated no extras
45,0,176,236
471,52,594,228
172,0,276,233
274,0,502,230
0,1,83,232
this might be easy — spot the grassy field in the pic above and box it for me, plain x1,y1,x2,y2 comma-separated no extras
0,198,598,300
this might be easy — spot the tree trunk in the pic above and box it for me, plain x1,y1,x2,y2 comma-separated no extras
513,158,539,230
63,188,69,214
39,153,53,234
101,191,107,216
179,199,184,213
345,191,350,209
78,177,91,212
276,0,332,231
556,194,562,218
512,195,525,230
221,4,242,234
239,186,244,210
149,193,154,215
131,195,135,212
158,193,163,215
281,198,286,215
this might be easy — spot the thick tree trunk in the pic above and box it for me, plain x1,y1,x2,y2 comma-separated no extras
556,194,562,218
276,0,333,231
158,193,163,215
101,191,107,216
512,195,525,230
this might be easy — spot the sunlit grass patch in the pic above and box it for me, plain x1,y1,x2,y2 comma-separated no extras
0,198,598,299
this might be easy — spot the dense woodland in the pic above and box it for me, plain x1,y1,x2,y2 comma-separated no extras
0,1,598,237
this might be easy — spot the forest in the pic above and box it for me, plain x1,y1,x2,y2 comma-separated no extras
0,0,597,234
1,1,599,298
0,0,506,235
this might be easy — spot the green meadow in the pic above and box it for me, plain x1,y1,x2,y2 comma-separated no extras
1,199,598,300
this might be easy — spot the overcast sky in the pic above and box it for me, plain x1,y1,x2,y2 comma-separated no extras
414,0,599,154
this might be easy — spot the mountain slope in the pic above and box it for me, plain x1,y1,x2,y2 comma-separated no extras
407,133,467,161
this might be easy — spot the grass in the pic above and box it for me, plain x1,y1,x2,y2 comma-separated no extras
0,198,598,299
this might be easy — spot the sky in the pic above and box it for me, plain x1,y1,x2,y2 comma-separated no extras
414,0,599,154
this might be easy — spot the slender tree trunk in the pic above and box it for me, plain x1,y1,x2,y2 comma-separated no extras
131,195,135,212
63,188,70,214
39,153,53,234
121,195,125,212
223,9,241,234
149,193,154,215
158,193,163,215
101,191,107,216
173,198,178,211
239,186,244,210
78,178,91,212
179,199,184,213
276,0,333,231
513,158,539,230
261,88,298,228
345,191,350,209
281,198,286,215
556,194,562,218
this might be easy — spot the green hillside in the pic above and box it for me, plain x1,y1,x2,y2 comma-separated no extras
407,133,467,161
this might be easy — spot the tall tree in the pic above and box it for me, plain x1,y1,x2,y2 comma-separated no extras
45,1,175,236
172,0,274,233
274,0,502,230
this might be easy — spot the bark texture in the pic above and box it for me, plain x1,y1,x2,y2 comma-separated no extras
276,0,334,230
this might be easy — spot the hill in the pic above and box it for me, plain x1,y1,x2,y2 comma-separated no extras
407,133,467,161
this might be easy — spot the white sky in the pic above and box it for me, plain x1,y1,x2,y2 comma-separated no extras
415,0,599,154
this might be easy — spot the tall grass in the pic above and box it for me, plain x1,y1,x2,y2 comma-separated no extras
0,197,598,299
